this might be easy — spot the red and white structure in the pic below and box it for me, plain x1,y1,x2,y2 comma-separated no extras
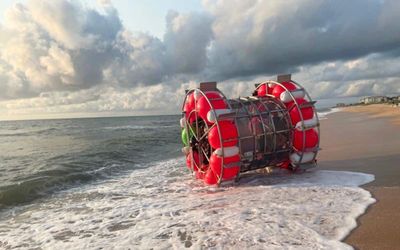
180,74,320,185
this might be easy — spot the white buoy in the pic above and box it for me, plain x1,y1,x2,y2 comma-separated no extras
280,89,305,103
295,116,318,130
206,109,233,123
214,146,239,157
290,152,315,164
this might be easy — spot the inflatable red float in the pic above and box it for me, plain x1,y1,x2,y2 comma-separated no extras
208,121,238,149
196,92,227,123
288,98,314,125
293,128,318,151
257,82,274,96
210,153,241,180
271,82,297,99
181,74,320,186
186,150,200,171
204,168,218,185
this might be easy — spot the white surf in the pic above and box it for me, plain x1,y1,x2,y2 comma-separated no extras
318,108,342,120
0,158,375,249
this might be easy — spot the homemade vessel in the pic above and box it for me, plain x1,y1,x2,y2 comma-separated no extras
180,74,320,185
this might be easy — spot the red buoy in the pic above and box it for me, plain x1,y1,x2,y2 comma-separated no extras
257,84,267,96
186,150,200,171
184,93,196,123
277,160,291,169
288,98,314,125
208,121,238,149
186,93,195,111
210,154,240,180
271,82,296,99
195,171,205,179
196,92,227,123
293,129,318,151
257,83,273,96
204,169,218,185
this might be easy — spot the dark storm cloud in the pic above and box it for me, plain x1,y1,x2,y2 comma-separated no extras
204,0,400,80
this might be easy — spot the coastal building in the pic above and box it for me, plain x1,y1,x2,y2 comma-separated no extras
360,96,388,104
387,96,400,101
389,96,400,106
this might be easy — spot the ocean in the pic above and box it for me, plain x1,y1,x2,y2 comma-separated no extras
0,111,374,249
0,115,182,208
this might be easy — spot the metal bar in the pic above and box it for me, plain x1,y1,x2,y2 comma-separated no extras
237,97,256,162
229,99,243,181
198,122,216,142
246,96,266,157
298,101,317,109
207,97,226,101
263,99,277,161
200,147,210,162
216,112,237,120
290,88,305,94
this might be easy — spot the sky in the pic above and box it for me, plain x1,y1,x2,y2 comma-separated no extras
0,0,399,120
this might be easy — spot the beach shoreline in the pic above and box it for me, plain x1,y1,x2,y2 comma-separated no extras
318,104,400,249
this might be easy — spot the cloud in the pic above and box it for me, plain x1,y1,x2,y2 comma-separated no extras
164,10,213,74
0,0,213,100
1,0,400,118
292,52,400,98
0,0,123,99
203,0,400,80
0,82,187,120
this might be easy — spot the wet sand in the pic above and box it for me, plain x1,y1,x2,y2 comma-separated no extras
318,104,400,249
344,104,400,125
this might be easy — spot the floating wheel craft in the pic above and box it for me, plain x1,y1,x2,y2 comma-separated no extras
180,74,320,186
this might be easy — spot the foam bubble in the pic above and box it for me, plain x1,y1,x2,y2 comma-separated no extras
0,158,375,249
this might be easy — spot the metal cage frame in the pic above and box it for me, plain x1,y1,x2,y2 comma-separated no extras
181,76,320,186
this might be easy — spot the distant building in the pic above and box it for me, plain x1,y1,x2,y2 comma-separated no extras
390,96,400,105
360,96,388,104
387,96,400,102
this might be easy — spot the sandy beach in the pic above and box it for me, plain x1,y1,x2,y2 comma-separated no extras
318,104,400,249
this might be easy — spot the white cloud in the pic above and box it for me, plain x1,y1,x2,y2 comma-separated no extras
0,0,214,102
1,0,400,119
40,43,75,79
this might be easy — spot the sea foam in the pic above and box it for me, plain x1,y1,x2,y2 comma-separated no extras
318,108,342,120
0,158,375,249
